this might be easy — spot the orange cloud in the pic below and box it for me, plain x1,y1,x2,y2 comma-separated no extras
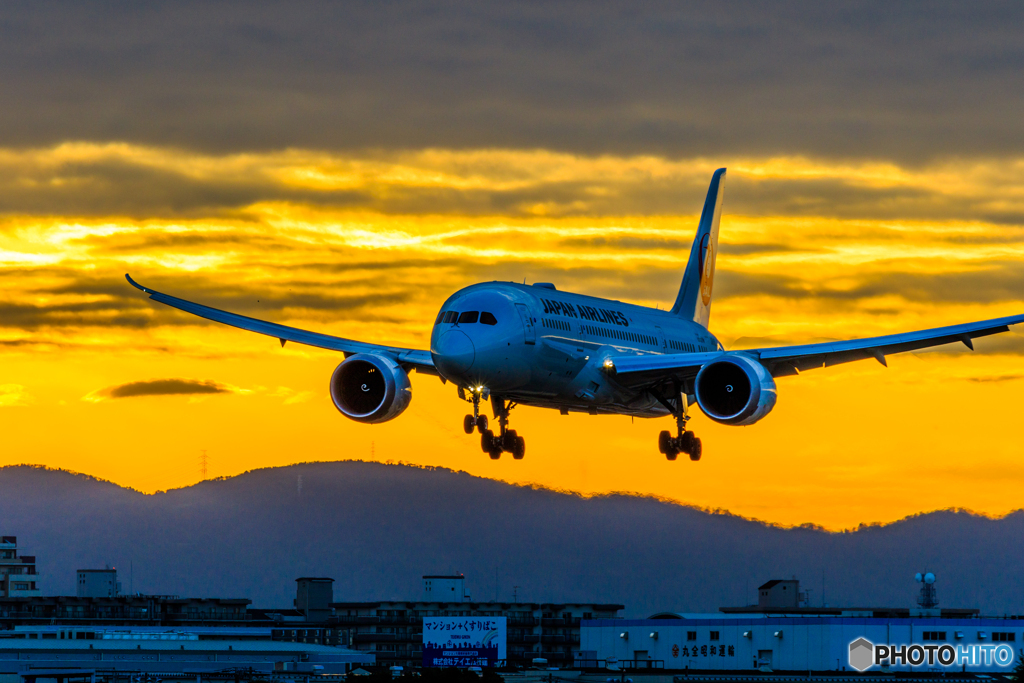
1,144,1023,529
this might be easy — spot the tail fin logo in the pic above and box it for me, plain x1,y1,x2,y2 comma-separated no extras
700,234,715,306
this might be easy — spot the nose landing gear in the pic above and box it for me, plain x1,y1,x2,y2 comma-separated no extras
462,388,489,434
651,386,702,461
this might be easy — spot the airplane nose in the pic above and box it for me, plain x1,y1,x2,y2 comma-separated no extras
435,329,475,375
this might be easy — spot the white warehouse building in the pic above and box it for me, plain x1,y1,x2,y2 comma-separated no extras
582,615,1022,673
580,577,1021,674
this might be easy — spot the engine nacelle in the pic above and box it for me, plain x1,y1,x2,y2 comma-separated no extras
694,354,777,426
330,353,412,424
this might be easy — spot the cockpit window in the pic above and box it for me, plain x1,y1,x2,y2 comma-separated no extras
443,311,458,324
458,311,479,324
480,311,497,325
435,311,446,325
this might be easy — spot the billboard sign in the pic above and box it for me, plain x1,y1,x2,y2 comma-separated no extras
422,616,507,668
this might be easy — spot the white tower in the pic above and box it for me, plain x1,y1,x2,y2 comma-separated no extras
915,571,938,608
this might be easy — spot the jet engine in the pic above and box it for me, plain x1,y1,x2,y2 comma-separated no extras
329,353,412,423
694,354,777,426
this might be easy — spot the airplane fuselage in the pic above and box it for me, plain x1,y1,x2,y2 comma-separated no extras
429,282,723,416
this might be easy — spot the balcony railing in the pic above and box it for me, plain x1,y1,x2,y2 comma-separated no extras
351,633,420,643
538,651,573,661
335,615,419,625
573,659,665,670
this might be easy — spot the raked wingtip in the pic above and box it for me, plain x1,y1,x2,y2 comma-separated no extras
125,273,147,293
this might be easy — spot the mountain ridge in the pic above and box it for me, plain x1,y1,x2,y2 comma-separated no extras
10,461,1018,531
0,462,1020,617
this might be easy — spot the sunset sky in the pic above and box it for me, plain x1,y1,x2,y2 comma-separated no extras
2,3,1024,529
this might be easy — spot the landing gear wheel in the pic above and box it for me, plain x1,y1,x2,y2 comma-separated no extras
476,414,489,433
489,449,502,460
689,438,702,461
503,429,519,451
464,414,476,435
680,431,696,453
658,430,671,454
656,383,702,461
481,429,495,453
512,435,526,460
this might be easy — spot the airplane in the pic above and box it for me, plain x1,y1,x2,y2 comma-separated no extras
126,168,1024,462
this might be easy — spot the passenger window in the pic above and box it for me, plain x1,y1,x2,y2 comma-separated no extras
480,312,497,325
458,311,479,324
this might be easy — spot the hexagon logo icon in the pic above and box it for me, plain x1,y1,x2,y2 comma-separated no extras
849,637,874,672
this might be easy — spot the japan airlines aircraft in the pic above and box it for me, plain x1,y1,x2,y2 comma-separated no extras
126,168,1024,462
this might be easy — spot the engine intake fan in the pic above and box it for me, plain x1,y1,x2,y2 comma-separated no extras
694,354,777,426
330,353,412,423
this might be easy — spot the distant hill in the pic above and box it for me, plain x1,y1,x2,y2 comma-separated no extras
0,462,1021,618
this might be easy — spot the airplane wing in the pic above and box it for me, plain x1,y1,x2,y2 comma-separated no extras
125,274,437,374
608,313,1024,387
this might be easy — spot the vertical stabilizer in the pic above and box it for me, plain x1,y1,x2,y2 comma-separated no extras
670,168,726,328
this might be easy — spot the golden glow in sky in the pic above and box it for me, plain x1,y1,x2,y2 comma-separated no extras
2,143,1023,529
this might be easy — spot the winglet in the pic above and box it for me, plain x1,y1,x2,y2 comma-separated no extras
125,273,150,294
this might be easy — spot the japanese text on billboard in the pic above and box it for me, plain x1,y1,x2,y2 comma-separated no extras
422,617,507,668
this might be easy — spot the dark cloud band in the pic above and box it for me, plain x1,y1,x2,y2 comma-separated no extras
97,378,233,400
0,3,1022,163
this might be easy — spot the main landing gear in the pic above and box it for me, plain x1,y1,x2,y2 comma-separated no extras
461,389,526,460
652,386,702,461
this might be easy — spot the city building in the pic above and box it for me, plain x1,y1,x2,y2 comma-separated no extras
755,579,802,610
333,575,623,669
582,613,1024,673
294,577,334,621
422,574,467,602
0,595,251,628
580,576,1012,674
76,569,120,598
0,626,373,676
0,559,628,673
0,537,39,599
1,592,342,649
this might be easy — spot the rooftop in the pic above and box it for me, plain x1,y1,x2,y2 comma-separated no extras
422,575,464,579
0,639,349,654
331,600,625,610
719,606,979,617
